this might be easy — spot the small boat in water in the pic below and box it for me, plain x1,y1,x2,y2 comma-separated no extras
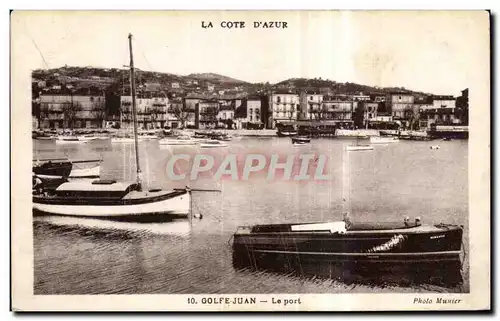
370,136,399,144
55,136,87,144
430,145,440,150
200,140,229,148
277,125,298,137
232,218,464,271
292,136,311,144
33,158,102,179
346,145,373,152
158,135,198,146
111,137,135,144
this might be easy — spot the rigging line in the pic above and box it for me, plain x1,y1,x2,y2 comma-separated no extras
22,20,50,69
133,37,154,72
29,36,50,69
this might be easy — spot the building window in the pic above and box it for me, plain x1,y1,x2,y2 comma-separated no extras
310,96,313,101
90,97,94,102
277,96,281,103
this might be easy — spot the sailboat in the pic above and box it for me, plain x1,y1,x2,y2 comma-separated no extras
231,141,464,271
346,136,373,151
32,34,191,219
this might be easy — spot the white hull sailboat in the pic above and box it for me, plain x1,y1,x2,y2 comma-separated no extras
200,141,229,148
346,145,374,152
33,181,190,218
370,136,400,144
33,34,192,220
111,137,135,143
55,136,88,144
159,136,198,146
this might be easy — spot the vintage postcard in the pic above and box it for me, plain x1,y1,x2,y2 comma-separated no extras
11,10,490,311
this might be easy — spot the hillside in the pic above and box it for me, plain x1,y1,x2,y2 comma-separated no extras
275,78,431,96
32,66,433,97
186,73,248,85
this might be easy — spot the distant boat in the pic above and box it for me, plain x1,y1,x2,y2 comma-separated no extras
346,137,373,152
111,137,135,144
370,136,399,144
200,140,228,148
158,135,198,146
346,145,374,152
55,136,87,144
291,136,311,144
277,126,298,137
138,130,159,140
430,145,440,150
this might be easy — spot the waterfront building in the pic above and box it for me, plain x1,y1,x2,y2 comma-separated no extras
171,82,180,89
120,94,168,129
386,92,415,128
195,99,219,129
455,88,469,125
39,88,106,129
299,91,323,121
419,95,461,129
321,98,356,128
218,104,235,128
269,91,300,128
246,96,262,127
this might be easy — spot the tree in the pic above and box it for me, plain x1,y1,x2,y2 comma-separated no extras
172,104,189,129
353,103,365,129
92,100,106,128
62,101,83,130
149,105,166,128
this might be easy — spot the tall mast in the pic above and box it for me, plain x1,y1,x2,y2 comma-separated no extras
128,33,142,190
342,145,351,219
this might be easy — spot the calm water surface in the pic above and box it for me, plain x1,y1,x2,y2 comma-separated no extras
33,137,468,294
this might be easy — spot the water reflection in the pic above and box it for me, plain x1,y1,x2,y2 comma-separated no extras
232,252,464,289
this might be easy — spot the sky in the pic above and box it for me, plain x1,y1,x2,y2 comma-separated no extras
12,10,489,95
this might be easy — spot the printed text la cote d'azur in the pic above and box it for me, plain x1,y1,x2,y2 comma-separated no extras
202,21,288,29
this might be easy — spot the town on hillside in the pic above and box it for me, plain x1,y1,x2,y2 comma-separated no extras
31,66,469,133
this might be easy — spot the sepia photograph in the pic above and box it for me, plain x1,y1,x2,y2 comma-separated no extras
11,10,490,311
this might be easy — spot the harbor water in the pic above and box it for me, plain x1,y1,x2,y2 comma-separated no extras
33,137,468,294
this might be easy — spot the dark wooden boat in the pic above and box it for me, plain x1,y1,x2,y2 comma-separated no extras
33,160,73,177
291,136,311,144
232,218,464,270
33,158,101,179
276,125,298,137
